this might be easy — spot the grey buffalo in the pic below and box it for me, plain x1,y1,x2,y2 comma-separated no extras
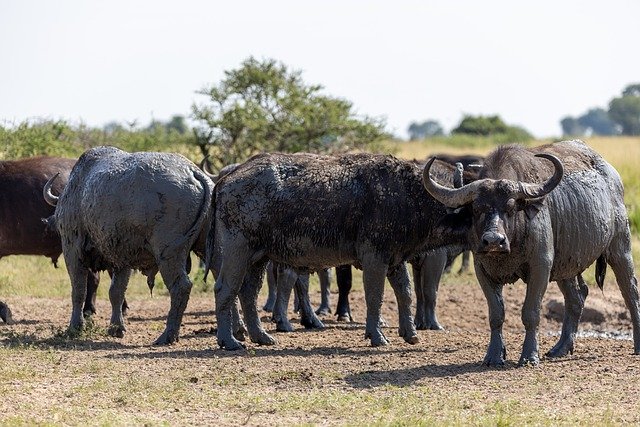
44,146,213,344
0,156,103,323
424,140,640,365
206,152,469,350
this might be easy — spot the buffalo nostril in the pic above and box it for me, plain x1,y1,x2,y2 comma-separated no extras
499,237,507,246
482,238,490,246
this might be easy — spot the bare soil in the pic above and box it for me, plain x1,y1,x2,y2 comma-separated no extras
1,274,640,425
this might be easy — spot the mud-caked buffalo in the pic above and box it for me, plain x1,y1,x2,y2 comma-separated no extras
206,152,470,350
424,140,640,365
44,146,213,344
0,156,102,323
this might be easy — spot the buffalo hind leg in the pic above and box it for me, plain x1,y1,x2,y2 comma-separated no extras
546,275,588,358
154,260,192,345
272,265,297,332
64,252,89,334
315,268,332,316
607,232,640,354
237,259,276,346
387,263,419,344
335,265,353,322
107,268,132,338
262,261,277,312
294,272,324,329
476,263,507,366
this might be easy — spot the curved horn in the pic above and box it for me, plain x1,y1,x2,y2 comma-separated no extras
43,172,61,206
517,153,564,199
199,156,217,180
422,157,483,207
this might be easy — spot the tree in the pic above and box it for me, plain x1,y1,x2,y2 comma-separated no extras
451,115,509,136
560,116,584,136
609,83,640,135
407,120,444,140
577,108,618,136
192,57,387,171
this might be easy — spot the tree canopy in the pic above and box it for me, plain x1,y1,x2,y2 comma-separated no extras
609,83,640,136
407,120,444,140
191,57,387,171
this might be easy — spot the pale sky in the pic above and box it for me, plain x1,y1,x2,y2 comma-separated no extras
1,0,638,138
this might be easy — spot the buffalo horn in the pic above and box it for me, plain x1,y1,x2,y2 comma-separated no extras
517,154,564,199
422,157,484,208
43,172,60,206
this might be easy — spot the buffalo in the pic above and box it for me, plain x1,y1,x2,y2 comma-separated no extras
0,156,102,323
424,140,640,365
206,152,470,350
44,146,213,344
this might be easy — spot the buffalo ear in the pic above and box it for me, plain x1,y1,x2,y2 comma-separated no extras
516,197,546,220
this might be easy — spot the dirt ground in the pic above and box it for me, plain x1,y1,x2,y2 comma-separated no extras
1,274,640,425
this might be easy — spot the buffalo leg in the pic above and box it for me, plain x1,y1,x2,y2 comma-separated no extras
519,266,550,366
416,250,446,330
476,263,507,366
237,259,275,345
262,261,277,312
215,245,252,350
83,270,99,317
546,276,588,358
607,232,640,354
64,252,89,333
335,265,353,322
107,268,132,338
0,300,13,324
294,272,324,329
387,262,419,344
272,265,297,332
315,269,332,315
362,255,389,346
154,257,192,345
458,251,471,274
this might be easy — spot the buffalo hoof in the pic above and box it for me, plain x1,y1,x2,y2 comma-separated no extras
337,312,353,322
108,324,126,339
82,308,96,319
0,303,14,324
415,319,444,331
233,325,247,342
546,341,574,359
403,333,420,345
301,315,324,330
366,330,389,347
483,346,507,367
252,331,276,346
153,330,178,345
315,306,331,316
275,319,295,333
218,337,247,351
518,355,540,367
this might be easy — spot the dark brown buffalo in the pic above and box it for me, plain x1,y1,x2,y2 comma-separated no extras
0,156,102,323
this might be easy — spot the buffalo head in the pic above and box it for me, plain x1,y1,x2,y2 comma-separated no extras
423,154,563,254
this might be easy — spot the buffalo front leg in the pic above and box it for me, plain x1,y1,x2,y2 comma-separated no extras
608,232,640,354
293,272,324,329
519,265,551,366
387,263,419,344
476,264,507,366
237,260,275,346
546,276,588,358
0,300,13,324
416,250,446,330
272,265,297,332
107,268,132,338
362,255,389,346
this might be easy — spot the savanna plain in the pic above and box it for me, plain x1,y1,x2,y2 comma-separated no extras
1,137,640,426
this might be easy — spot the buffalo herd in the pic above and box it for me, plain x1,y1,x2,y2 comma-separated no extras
1,140,638,366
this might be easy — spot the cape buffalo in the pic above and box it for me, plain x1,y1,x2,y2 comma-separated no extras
424,140,640,365
0,156,102,323
206,152,469,350
44,146,213,344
